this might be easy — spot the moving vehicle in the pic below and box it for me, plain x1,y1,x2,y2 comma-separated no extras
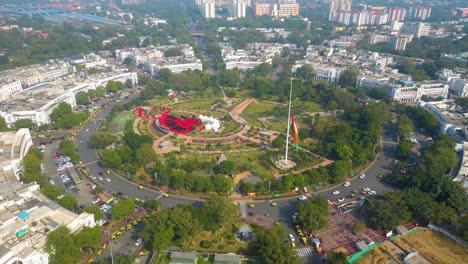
337,198,345,203
363,187,371,192
332,190,340,195
359,174,366,179
298,195,307,201
138,185,144,189
343,182,350,187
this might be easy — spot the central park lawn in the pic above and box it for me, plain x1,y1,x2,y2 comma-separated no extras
243,101,283,117
171,99,217,109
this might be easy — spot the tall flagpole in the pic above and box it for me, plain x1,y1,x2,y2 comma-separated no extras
284,76,293,167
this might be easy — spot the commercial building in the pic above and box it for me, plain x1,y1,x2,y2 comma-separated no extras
0,186,96,264
0,62,73,89
121,0,146,5
254,0,300,17
329,10,388,26
202,0,216,19
221,42,296,70
231,0,246,18
0,72,138,126
0,128,33,182
436,68,468,97
400,22,430,38
116,45,202,76
0,81,22,102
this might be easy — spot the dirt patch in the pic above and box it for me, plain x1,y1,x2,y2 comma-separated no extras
397,230,468,264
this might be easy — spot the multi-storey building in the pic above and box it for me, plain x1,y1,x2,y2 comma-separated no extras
0,80,22,102
0,72,138,126
388,7,407,22
202,0,216,19
400,22,430,38
330,0,351,12
254,1,300,17
409,6,432,20
231,0,246,18
0,63,73,88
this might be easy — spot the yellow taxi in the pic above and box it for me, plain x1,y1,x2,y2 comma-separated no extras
271,202,277,207
291,242,296,248
249,204,255,208
102,244,107,249
106,170,110,174
163,193,169,198
138,185,144,190
301,237,307,244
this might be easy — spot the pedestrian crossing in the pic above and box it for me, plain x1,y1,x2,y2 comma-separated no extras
294,247,314,257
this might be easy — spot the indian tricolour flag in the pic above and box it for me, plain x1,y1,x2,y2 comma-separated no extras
291,113,299,152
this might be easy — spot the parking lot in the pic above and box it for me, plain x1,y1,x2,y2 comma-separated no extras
318,205,385,255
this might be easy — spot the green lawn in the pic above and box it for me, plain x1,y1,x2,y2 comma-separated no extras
244,101,285,117
108,110,133,136
240,114,264,128
171,99,217,109
293,100,323,113
222,121,242,134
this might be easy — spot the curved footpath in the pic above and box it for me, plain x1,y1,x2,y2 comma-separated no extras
76,96,396,220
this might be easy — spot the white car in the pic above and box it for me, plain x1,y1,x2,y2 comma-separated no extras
298,195,308,201
105,178,111,182
343,182,350,187
368,190,377,195
337,198,345,202
332,190,340,195
135,238,142,246
363,187,371,192
90,175,96,180
56,194,64,200
92,197,100,204
288,234,295,242
98,177,104,181
359,174,366,179
96,219,105,226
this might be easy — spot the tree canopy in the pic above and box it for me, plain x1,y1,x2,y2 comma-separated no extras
252,225,301,264
297,196,329,230
45,226,80,264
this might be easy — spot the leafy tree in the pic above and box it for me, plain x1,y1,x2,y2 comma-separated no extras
59,140,80,162
353,221,366,234
74,226,101,251
111,199,135,220
456,215,468,241
296,64,315,80
14,119,34,129
106,80,123,93
143,200,161,212
201,197,238,230
364,192,410,230
136,143,157,166
89,131,117,148
219,69,240,87
123,57,132,65
252,225,301,264
427,202,456,225
327,251,348,264
84,205,103,220
396,115,414,138
164,47,183,57
0,116,9,131
297,196,329,230
125,79,133,88
75,91,90,105
21,148,46,185
214,160,237,175
329,160,352,183
59,196,78,210
42,185,63,200
396,140,413,159
101,149,123,168
45,226,80,264
338,67,360,87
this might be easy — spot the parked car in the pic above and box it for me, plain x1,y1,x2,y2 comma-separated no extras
298,195,307,201
337,198,345,202
359,174,366,179
363,187,371,192
343,182,350,187
332,190,340,195
135,238,142,246
288,234,295,242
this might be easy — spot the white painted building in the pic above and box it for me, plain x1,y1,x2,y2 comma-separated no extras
401,22,430,38
0,81,22,102
0,72,138,126
0,128,33,181
202,0,216,19
231,0,246,18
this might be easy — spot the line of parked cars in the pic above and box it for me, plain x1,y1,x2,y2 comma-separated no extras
59,173,76,190
56,156,74,171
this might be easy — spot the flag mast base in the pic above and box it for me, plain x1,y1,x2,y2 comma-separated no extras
276,159,296,170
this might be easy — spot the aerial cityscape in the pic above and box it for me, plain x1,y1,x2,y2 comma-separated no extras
0,0,466,263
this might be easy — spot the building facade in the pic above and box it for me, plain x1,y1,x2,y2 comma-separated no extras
0,81,22,102
202,0,216,19
409,6,432,20
401,22,430,38
231,0,246,18
254,1,299,17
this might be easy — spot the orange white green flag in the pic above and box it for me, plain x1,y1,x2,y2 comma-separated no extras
291,113,299,152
